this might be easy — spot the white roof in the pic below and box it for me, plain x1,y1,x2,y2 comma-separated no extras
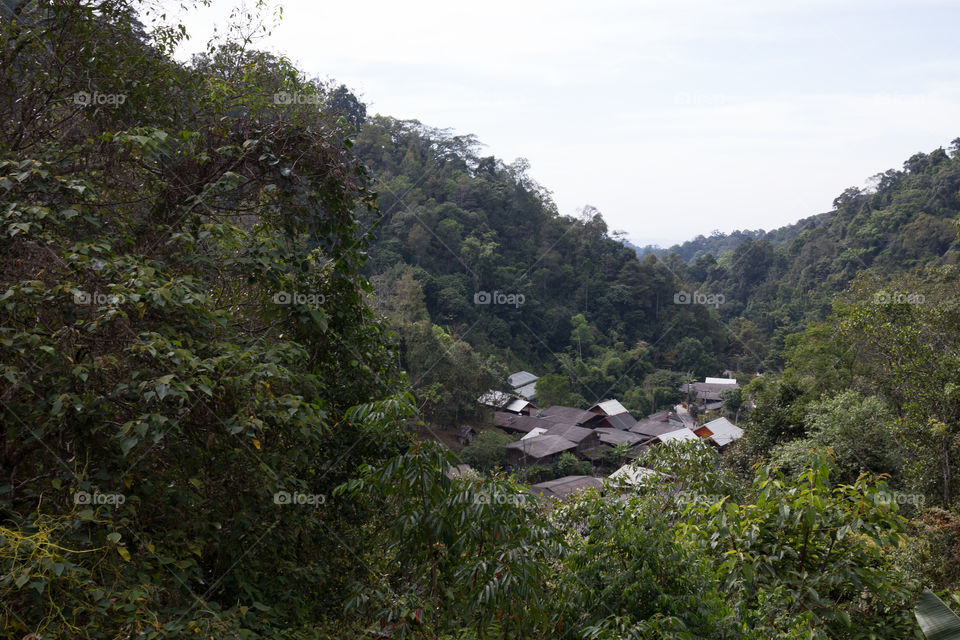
593,399,629,416
702,417,744,447
607,463,662,487
508,371,539,388
521,427,549,440
704,377,738,385
657,428,700,442
513,382,537,400
477,390,511,408
504,398,531,413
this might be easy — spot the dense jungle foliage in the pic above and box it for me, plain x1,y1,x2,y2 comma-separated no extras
3,1,960,638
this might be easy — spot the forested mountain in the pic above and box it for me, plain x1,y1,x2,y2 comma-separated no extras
660,142,960,365
353,117,730,421
355,115,960,410
634,227,771,261
4,2,960,639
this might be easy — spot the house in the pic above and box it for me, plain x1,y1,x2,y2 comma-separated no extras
696,417,744,450
600,412,638,430
508,370,539,388
503,397,537,415
653,428,701,444
630,418,685,439
503,434,578,466
521,427,549,440
529,475,602,500
680,377,741,408
585,399,637,429
494,412,554,435
541,405,599,426
646,410,685,426
594,428,647,447
477,390,512,410
542,423,601,453
588,399,630,416
606,462,663,488
508,371,539,401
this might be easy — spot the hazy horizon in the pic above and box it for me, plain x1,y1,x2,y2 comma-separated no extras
170,0,960,246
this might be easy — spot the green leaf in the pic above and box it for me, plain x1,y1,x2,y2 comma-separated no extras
916,589,960,640
107,532,121,544
119,436,138,456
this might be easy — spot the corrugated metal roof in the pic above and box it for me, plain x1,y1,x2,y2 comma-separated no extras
513,381,538,400
702,417,743,447
504,398,532,413
592,399,629,416
521,427,548,440
656,428,700,442
477,390,511,408
704,377,738,385
508,371,539,388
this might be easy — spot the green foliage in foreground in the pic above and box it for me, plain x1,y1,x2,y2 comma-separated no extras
0,1,408,635
338,440,925,638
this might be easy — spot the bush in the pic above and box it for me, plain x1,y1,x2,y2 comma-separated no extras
460,430,513,471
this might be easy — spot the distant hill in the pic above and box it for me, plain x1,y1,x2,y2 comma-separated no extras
357,116,960,377
667,141,960,364
630,216,828,264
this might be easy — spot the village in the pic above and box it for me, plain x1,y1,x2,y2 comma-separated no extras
456,371,747,500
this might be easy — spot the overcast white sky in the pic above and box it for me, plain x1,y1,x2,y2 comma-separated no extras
170,0,960,247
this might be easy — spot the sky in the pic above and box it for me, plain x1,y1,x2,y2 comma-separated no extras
169,0,960,247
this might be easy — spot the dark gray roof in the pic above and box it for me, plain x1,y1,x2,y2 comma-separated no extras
594,428,647,446
529,475,602,499
503,434,577,459
495,411,578,434
542,405,596,425
543,423,596,443
605,413,637,431
630,419,682,437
